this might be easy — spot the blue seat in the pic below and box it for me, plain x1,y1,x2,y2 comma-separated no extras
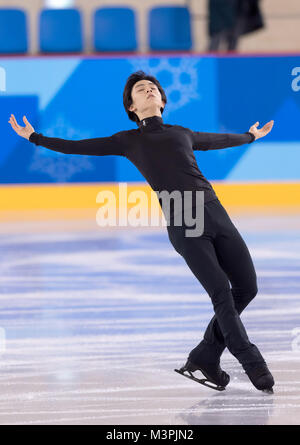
93,7,137,52
39,8,83,53
149,6,192,51
0,8,28,54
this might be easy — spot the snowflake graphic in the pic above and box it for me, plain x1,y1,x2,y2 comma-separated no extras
29,114,95,182
129,57,201,114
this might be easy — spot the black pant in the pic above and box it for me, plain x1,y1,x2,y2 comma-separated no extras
208,29,239,52
167,198,265,370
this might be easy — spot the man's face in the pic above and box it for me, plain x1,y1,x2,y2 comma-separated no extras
128,80,165,118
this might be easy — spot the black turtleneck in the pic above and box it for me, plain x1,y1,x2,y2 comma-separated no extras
29,115,255,218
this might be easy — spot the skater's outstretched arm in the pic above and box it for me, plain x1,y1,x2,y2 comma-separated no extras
8,114,126,156
191,120,274,151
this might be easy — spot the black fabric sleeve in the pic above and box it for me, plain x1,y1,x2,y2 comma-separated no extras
190,130,255,151
28,131,127,156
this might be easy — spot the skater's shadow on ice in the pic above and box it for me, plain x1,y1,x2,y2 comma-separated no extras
177,385,274,425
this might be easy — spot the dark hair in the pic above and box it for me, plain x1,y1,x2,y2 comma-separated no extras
123,70,167,124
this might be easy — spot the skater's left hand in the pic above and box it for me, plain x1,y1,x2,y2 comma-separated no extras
248,120,274,140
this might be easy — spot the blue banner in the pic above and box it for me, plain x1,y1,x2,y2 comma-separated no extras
1,55,299,183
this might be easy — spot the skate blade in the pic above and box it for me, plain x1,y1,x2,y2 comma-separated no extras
262,387,274,394
174,368,226,392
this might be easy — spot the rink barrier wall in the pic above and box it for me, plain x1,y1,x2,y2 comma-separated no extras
0,181,299,221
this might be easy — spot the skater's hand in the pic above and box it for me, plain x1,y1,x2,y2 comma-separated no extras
8,114,35,140
248,120,274,140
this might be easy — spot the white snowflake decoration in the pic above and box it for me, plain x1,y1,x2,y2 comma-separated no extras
129,57,201,114
29,114,95,182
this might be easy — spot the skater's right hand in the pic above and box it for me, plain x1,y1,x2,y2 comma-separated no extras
8,114,35,140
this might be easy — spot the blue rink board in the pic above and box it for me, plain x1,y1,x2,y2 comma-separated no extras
1,55,300,183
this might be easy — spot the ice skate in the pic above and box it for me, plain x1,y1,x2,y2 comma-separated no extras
244,362,275,393
174,358,230,391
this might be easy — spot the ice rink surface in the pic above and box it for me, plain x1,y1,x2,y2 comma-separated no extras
0,210,299,425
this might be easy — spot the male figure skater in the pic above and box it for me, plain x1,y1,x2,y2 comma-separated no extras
8,70,274,392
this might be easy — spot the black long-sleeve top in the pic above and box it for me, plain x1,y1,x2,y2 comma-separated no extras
29,115,255,219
